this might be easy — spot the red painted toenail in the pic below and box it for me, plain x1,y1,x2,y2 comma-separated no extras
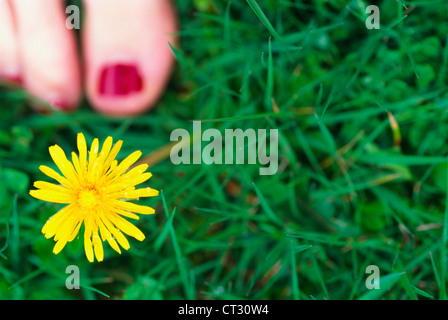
3,75,22,85
98,64,143,96
50,98,71,111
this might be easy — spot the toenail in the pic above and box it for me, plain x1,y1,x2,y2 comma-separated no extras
98,64,143,97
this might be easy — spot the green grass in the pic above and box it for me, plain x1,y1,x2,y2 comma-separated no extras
1,0,448,300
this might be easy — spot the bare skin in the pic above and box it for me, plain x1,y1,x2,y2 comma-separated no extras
0,0,177,116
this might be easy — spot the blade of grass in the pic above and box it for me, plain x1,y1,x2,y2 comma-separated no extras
265,37,274,110
245,0,290,58
290,240,300,300
440,157,448,299
252,182,283,227
161,190,194,299
358,272,405,300
0,196,12,260
8,268,45,290
11,194,19,267
429,251,441,290
310,249,329,298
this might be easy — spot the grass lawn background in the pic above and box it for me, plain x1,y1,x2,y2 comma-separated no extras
0,0,448,299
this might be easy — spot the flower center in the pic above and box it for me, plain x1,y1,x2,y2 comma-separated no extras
78,188,100,209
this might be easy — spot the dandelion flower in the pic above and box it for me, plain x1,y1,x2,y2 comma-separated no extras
30,133,158,262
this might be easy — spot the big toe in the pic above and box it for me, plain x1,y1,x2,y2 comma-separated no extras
82,0,178,116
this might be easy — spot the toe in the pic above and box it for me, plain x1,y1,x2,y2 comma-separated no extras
82,0,178,116
11,0,82,111
0,0,21,82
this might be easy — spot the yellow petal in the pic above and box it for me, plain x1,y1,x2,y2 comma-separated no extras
39,165,73,188
87,158,103,184
100,217,130,250
107,160,118,174
53,238,68,255
114,209,140,220
102,140,123,174
109,151,142,180
53,215,80,253
111,200,155,215
67,220,83,242
122,187,159,199
106,237,121,254
98,220,121,254
52,218,78,253
54,215,79,241
53,215,78,254
30,190,73,204
92,230,104,262
116,164,149,182
42,205,74,237
99,137,113,159
84,220,94,263
127,172,153,188
87,138,99,180
109,172,152,191
109,187,158,200
88,137,114,182
77,133,88,176
103,164,148,190
107,212,145,241
71,152,83,180
33,181,71,194
49,145,79,184
90,138,99,158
